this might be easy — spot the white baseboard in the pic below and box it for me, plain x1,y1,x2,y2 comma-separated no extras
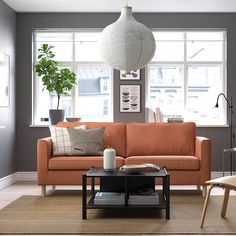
14,172,37,182
0,173,17,191
0,172,37,190
0,171,230,191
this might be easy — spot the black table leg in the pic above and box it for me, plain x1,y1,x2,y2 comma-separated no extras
165,174,170,219
82,174,87,220
91,176,95,196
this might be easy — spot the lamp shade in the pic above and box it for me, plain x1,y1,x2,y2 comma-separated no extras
100,5,156,75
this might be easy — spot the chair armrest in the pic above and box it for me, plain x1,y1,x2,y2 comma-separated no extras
37,137,52,184
195,136,211,183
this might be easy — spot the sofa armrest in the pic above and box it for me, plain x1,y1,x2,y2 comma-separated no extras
37,137,52,184
195,136,211,183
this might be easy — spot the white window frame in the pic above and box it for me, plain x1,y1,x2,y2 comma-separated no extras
146,29,227,127
32,29,114,125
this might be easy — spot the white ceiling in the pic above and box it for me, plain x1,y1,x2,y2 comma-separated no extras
3,0,236,13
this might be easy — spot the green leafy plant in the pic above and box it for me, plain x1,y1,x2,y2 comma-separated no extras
35,44,77,110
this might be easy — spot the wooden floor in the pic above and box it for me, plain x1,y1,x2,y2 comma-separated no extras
0,182,234,236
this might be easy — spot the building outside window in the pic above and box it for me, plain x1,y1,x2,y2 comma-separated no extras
32,30,113,125
147,30,226,126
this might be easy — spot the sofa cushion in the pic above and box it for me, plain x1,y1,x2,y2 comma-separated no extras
126,122,196,156
125,155,199,170
68,127,105,155
49,125,86,156
48,156,125,170
57,122,126,157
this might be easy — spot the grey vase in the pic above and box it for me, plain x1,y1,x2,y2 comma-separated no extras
49,109,65,125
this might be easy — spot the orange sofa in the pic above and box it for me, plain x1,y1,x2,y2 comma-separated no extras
37,122,211,196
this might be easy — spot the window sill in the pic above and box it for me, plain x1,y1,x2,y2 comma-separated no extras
29,124,230,128
29,124,50,128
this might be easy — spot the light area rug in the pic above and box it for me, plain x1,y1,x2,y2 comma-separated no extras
0,190,235,234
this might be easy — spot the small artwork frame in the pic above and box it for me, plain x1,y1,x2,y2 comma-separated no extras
120,85,141,113
120,70,140,80
0,52,10,107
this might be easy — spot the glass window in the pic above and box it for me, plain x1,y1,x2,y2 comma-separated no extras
33,30,113,125
147,30,226,126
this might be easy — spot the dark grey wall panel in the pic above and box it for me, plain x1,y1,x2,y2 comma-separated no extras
0,0,16,178
16,12,236,172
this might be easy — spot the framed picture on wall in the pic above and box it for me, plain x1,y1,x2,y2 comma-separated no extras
120,70,140,80
120,85,141,112
0,52,10,107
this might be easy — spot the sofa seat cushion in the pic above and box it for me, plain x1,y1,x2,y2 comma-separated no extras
125,155,200,170
48,156,125,170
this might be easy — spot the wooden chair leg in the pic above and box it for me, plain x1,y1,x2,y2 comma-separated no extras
41,185,46,197
221,188,230,217
200,185,213,228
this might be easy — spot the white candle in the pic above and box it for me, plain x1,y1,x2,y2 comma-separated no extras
103,147,116,171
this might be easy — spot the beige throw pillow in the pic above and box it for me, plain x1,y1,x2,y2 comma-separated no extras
49,125,86,156
67,127,105,155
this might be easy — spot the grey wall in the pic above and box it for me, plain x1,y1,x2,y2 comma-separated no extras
16,12,236,172
0,0,16,178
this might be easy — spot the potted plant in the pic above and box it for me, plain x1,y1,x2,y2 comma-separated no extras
35,44,77,124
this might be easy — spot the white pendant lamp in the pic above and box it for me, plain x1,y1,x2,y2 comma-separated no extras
100,5,156,76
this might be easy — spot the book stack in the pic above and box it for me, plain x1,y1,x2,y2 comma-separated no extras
94,192,125,205
128,192,159,205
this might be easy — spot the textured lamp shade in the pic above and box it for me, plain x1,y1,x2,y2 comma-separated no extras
100,5,156,75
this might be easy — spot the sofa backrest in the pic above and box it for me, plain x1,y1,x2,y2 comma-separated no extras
57,122,126,157
126,122,196,156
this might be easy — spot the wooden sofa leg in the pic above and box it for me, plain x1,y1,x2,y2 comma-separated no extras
41,185,46,197
202,185,207,197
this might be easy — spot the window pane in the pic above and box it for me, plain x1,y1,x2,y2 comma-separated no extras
186,32,224,41
148,65,184,120
75,32,101,61
36,42,73,61
153,32,184,40
76,66,112,121
35,32,73,42
34,78,72,124
187,41,223,61
152,42,184,61
186,66,224,125
75,42,101,61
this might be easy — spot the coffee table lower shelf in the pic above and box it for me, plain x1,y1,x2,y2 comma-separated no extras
82,167,170,219
87,195,167,209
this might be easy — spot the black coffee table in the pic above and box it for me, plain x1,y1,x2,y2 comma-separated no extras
82,166,170,219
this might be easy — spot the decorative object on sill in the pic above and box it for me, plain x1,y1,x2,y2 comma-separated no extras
103,147,116,171
120,70,140,80
35,44,77,125
0,52,10,107
40,117,49,122
66,117,81,122
215,93,235,175
155,107,164,122
99,4,156,76
120,84,141,112
167,116,184,123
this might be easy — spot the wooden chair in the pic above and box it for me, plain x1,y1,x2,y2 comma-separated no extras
200,175,236,227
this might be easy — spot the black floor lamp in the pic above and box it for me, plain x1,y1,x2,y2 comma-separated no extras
215,93,235,175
